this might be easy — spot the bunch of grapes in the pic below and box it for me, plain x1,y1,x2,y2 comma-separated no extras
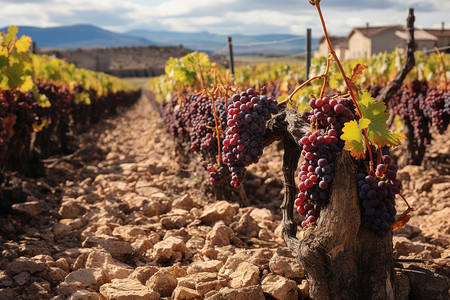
189,95,216,152
391,80,450,146
190,96,230,184
295,96,357,227
205,163,230,185
420,89,450,134
392,89,431,145
160,95,190,139
160,93,232,184
0,90,16,145
222,88,279,188
191,96,229,153
357,154,400,235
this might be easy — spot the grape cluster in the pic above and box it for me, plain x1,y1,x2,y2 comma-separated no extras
189,95,217,152
295,96,357,227
160,95,190,139
160,93,232,184
392,89,431,145
357,154,400,235
222,88,279,188
296,129,339,226
391,80,449,146
205,163,230,184
421,90,450,134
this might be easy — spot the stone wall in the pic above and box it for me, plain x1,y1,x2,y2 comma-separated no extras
39,45,194,78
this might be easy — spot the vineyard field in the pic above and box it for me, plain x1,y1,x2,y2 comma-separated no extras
0,3,449,297
0,91,448,299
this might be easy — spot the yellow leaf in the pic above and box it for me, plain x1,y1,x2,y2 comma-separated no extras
3,26,18,45
341,118,371,159
15,35,32,53
18,75,34,92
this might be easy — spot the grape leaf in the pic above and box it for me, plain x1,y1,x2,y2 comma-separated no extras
358,91,406,148
3,26,18,46
15,35,31,53
392,207,414,231
0,55,8,69
19,75,34,92
345,64,368,105
341,118,371,159
350,64,368,83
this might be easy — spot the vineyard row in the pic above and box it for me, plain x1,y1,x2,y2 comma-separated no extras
0,26,141,182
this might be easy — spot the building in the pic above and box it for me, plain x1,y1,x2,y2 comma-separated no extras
314,22,450,59
423,23,450,53
315,36,348,60
347,25,404,59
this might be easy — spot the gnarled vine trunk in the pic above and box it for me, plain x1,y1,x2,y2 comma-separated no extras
264,109,395,300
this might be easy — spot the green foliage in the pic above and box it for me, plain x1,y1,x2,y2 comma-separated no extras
235,62,305,89
311,49,450,90
149,51,225,102
0,25,139,138
341,91,406,159
32,55,135,97
0,26,136,98
0,25,34,92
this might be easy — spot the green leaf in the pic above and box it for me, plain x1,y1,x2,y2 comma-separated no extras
358,90,406,147
0,55,8,68
3,26,18,45
341,118,371,159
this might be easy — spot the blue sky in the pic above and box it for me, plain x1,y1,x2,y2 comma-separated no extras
0,0,448,37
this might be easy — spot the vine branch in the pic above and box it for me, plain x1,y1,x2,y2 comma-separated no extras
375,8,416,103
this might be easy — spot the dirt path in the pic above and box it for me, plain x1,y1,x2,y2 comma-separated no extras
0,95,448,299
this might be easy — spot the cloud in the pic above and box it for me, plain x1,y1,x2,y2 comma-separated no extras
48,8,133,27
0,0,446,38
0,0,49,2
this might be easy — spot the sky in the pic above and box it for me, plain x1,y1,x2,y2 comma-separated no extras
0,0,448,37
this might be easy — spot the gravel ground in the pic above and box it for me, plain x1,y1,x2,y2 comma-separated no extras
0,95,448,299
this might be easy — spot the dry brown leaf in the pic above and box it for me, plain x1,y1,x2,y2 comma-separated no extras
392,207,415,231
350,64,368,83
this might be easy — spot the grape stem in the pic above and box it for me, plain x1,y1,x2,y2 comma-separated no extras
434,46,448,90
211,91,223,167
277,74,326,106
194,62,206,91
377,147,382,167
398,192,415,211
7,39,17,56
319,54,333,99
312,0,374,173
312,1,362,117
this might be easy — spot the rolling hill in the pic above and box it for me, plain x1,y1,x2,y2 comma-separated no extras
0,24,155,49
125,29,318,55
0,24,318,55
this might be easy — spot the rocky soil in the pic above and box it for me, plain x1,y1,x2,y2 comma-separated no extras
0,95,449,299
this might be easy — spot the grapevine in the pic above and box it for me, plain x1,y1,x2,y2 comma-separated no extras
222,88,279,188
0,26,141,177
278,0,409,235
142,2,449,298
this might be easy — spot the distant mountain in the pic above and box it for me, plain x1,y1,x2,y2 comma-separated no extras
0,24,155,49
125,30,318,56
0,24,318,55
